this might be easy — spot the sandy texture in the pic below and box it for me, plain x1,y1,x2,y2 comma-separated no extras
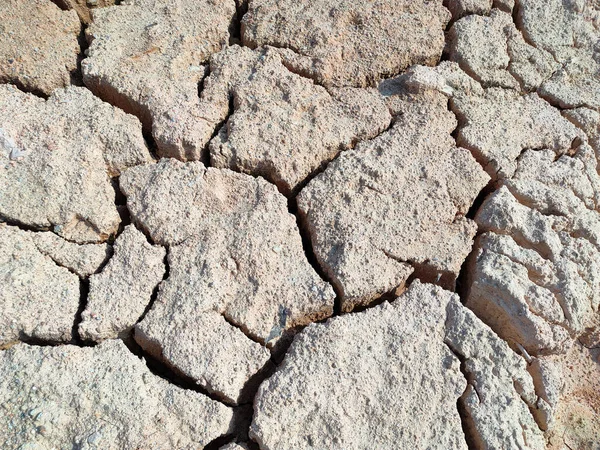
80,225,165,341
0,85,151,243
0,340,233,449
121,159,334,403
298,80,488,311
82,0,236,161
242,0,451,87
0,224,79,345
0,0,80,96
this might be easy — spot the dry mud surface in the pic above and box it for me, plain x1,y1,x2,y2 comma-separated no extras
0,0,599,449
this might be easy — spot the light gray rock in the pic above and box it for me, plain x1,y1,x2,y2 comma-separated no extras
252,281,546,449
448,9,559,92
453,86,580,179
120,159,334,403
208,46,391,195
0,224,79,345
449,10,518,89
79,225,165,342
445,296,547,449
82,0,236,161
0,340,234,449
445,0,492,20
466,145,600,354
528,357,563,431
298,84,488,311
242,0,451,87
517,0,600,110
0,0,80,96
31,231,110,278
250,282,468,450
0,85,151,243
564,107,600,157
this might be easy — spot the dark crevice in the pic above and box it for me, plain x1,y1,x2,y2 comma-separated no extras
70,21,89,88
142,128,160,161
0,216,50,235
466,179,495,220
136,250,169,325
2,81,48,100
111,177,132,242
221,313,266,347
292,117,395,198
287,196,343,316
346,289,398,315
229,0,249,46
204,434,235,450
123,337,232,406
72,278,95,346
444,342,480,450
49,0,70,10
205,92,234,167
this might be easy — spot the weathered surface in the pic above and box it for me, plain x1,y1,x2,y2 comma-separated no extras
250,282,467,450
252,281,546,449
242,0,451,87
53,0,116,24
466,145,600,355
0,340,233,449
298,82,488,311
208,46,391,194
445,294,547,449
31,231,110,278
445,0,492,20
448,9,559,91
403,62,581,180
79,225,165,342
545,342,600,450
0,85,151,243
453,86,580,179
0,0,80,96
82,0,236,161
517,0,600,110
0,224,79,345
120,159,334,403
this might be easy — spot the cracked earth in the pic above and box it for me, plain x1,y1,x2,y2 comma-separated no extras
0,0,599,449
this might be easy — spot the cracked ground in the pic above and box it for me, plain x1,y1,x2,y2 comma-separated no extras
0,0,599,448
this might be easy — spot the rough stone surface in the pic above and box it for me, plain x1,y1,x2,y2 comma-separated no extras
0,85,151,243
208,46,391,195
449,9,560,92
0,0,80,96
0,340,234,449
53,0,116,24
517,0,600,110
252,281,547,449
0,224,79,345
250,282,468,450
120,159,335,403
445,0,492,20
452,86,580,179
298,82,488,311
82,0,236,161
242,0,451,87
466,145,600,355
31,231,110,278
445,294,547,449
545,342,600,450
79,225,165,342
